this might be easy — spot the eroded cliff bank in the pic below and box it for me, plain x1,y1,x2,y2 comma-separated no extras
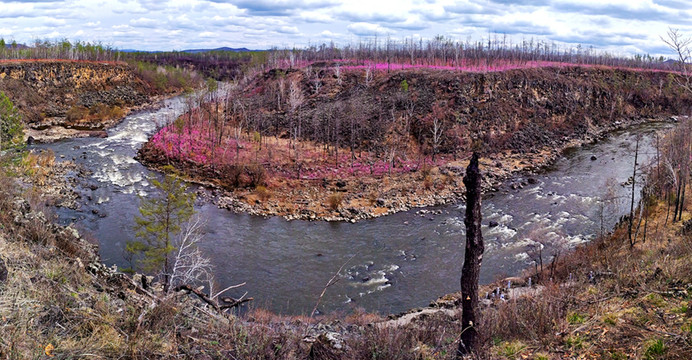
0,60,183,141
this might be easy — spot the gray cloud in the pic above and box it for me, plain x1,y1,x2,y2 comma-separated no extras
552,2,688,23
489,20,552,36
230,0,337,16
653,0,691,10
484,0,551,6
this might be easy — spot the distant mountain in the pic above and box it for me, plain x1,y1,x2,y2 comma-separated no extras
182,47,254,53
115,47,255,54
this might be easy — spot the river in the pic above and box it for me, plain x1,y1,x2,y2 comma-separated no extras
36,94,669,316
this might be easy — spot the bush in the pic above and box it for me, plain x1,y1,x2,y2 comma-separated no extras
327,193,343,211
93,103,125,121
246,163,266,188
255,185,271,202
65,105,89,122
220,164,244,189
643,339,666,360
567,312,586,324
423,175,433,190
0,91,23,150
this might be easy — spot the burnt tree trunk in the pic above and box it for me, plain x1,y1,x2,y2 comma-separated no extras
628,137,639,247
458,152,484,357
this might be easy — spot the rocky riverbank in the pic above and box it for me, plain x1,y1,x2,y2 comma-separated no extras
25,93,179,143
181,115,677,223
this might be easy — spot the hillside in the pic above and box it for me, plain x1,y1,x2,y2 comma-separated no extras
139,64,692,221
0,60,198,142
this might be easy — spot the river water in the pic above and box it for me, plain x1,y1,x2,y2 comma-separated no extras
37,94,668,315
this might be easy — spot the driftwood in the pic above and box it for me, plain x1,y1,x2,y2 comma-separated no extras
174,284,253,312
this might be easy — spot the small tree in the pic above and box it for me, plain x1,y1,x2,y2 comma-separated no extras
127,166,196,293
0,91,23,151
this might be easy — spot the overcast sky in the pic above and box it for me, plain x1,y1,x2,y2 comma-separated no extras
0,0,689,56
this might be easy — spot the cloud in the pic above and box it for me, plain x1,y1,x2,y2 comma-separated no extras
552,2,687,23
347,22,392,36
130,17,158,28
444,2,501,16
43,18,67,26
489,20,552,36
230,0,337,16
0,0,687,56
485,0,551,6
652,0,691,10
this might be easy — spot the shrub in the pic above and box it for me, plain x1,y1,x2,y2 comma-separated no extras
246,163,266,188
423,175,433,190
93,103,125,121
564,334,584,349
644,293,666,308
65,105,89,122
220,164,244,189
256,185,271,202
567,312,586,324
0,91,23,150
327,193,343,211
602,313,618,326
643,339,666,360
368,191,378,206
496,340,526,360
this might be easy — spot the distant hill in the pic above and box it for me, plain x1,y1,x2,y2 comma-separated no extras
182,47,254,53
116,47,255,54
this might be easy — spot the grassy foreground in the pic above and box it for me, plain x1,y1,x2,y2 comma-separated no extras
0,149,690,359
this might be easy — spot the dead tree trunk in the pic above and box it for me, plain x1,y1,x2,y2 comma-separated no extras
628,137,639,248
458,152,484,357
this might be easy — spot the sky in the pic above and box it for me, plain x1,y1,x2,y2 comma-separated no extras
0,0,690,56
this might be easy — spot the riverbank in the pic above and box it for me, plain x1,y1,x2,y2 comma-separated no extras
24,92,180,143
142,114,679,223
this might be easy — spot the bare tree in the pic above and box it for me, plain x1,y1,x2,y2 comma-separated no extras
169,216,213,289
170,216,252,312
288,78,305,177
628,135,640,247
458,152,484,357
662,28,691,93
